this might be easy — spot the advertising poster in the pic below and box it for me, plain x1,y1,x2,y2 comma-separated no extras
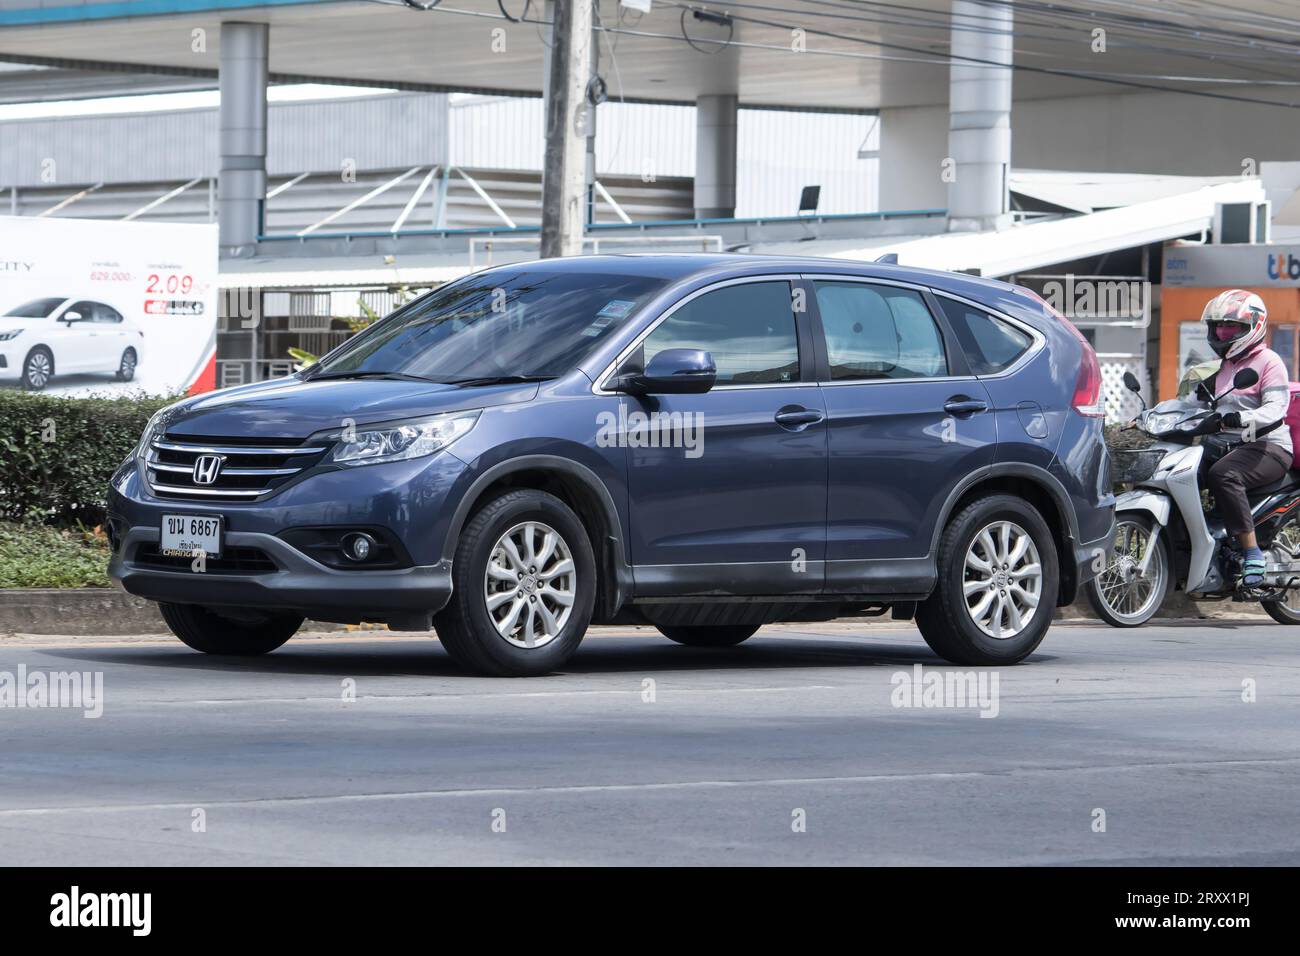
0,216,218,397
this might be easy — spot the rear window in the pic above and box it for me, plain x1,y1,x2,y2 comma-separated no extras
938,297,1033,375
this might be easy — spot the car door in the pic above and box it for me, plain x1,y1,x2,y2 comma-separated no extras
615,276,828,596
89,302,128,372
52,300,100,373
807,276,998,594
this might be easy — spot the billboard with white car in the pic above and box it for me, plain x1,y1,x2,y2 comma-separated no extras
0,216,217,397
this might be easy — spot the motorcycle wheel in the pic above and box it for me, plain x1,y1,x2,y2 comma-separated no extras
1085,515,1170,627
1263,511,1300,625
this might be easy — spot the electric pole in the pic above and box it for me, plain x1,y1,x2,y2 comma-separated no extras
540,0,593,258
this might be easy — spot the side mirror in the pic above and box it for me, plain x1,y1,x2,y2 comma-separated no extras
61,311,83,323
1233,367,1260,390
614,348,716,395
1122,371,1141,393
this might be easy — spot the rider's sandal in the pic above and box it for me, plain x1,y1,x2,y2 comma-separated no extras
1241,556,1267,588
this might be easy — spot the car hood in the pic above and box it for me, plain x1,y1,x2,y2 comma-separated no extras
164,375,539,439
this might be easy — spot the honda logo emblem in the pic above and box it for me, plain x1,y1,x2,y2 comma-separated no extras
192,455,223,485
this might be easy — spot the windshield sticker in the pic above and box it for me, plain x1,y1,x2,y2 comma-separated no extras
596,299,637,319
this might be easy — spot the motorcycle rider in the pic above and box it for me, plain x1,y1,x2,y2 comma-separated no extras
1159,290,1294,587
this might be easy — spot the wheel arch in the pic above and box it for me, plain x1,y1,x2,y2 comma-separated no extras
441,455,632,621
932,465,1080,607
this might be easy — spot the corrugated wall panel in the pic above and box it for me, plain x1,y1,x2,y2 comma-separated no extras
737,110,878,217
0,92,448,187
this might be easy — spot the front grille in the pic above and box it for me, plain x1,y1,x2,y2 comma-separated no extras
133,542,279,575
144,433,331,501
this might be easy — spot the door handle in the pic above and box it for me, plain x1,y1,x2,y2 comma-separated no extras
943,397,988,416
775,406,825,430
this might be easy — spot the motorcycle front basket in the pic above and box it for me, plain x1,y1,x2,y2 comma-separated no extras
1111,448,1166,485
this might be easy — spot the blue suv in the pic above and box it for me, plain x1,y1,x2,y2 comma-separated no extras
108,255,1114,675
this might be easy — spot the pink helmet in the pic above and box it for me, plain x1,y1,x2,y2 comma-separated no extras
1201,289,1267,360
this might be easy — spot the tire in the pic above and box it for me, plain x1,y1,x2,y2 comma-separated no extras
21,346,53,391
116,347,137,382
656,624,760,647
1263,511,1300,625
1084,515,1170,627
916,494,1059,666
159,602,302,656
434,489,596,676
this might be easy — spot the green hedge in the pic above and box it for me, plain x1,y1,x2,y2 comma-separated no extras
0,389,174,525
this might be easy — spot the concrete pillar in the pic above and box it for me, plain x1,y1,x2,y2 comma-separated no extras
946,0,1012,232
540,0,594,258
218,21,269,255
694,93,738,219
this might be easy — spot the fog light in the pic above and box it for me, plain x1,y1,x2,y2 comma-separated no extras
342,532,376,562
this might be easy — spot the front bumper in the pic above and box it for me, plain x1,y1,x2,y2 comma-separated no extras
109,526,453,626
106,446,470,626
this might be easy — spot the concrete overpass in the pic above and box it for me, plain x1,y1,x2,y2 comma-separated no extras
1,0,1298,256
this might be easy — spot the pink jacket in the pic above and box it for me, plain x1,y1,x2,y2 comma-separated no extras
1209,343,1293,453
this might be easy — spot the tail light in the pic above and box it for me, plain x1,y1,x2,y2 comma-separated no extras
1014,286,1105,417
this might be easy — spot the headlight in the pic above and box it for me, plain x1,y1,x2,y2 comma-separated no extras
135,403,183,459
0,329,22,341
1143,411,1183,433
327,411,479,466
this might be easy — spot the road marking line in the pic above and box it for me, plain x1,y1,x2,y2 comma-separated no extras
3,756,1297,817
152,685,839,706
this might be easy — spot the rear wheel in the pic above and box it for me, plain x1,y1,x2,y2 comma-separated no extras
1263,512,1300,625
159,602,301,655
434,489,596,676
656,624,760,647
116,347,137,382
917,494,1058,665
1085,515,1170,627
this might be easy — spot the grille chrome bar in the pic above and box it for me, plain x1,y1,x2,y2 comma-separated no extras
152,439,326,456
144,433,331,501
148,483,266,498
148,462,301,477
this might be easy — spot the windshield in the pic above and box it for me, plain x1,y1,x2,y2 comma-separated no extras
6,297,66,318
309,270,667,382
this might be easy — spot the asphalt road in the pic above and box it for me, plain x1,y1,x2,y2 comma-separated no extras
1,620,1297,866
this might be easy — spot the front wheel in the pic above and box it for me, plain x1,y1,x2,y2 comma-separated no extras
434,489,596,676
917,494,1058,665
22,347,53,391
1085,515,1170,627
159,603,302,655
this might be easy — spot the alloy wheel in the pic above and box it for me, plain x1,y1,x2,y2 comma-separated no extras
25,351,51,389
963,519,1043,639
482,520,576,649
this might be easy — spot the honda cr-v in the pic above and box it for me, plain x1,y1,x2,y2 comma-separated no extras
108,255,1114,675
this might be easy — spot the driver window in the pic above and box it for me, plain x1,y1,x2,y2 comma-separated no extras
641,281,800,386
65,301,96,323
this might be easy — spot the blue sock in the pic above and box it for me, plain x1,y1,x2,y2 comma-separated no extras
1245,546,1265,563
1243,547,1266,584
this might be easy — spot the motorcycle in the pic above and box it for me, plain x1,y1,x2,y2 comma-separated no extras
1086,367,1300,627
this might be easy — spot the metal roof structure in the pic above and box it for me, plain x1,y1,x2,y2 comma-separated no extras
2,0,1298,112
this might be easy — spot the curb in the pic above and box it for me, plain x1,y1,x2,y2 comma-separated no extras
0,587,1269,636
0,588,343,635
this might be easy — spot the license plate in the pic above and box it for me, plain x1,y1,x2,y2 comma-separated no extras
160,514,223,558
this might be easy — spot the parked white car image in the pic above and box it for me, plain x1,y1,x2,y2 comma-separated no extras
0,296,143,391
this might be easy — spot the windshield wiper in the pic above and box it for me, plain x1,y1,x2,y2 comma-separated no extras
305,370,444,383
443,375,556,387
